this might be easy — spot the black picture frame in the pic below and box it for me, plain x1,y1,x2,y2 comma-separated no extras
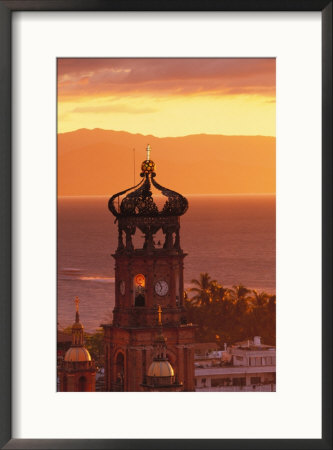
0,1,331,449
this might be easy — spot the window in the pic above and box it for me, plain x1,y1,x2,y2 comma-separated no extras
115,352,125,392
63,375,67,391
134,274,145,306
78,376,87,391
211,378,228,387
232,377,246,386
251,376,261,384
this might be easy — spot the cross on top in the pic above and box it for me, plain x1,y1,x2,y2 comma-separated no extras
146,144,151,161
75,296,80,312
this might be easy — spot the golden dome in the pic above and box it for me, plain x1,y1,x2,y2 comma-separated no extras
147,360,174,378
64,346,91,362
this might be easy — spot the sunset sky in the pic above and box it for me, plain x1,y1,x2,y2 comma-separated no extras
57,58,276,137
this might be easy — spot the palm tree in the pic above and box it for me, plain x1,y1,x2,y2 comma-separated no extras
183,290,190,303
210,281,229,303
188,272,217,306
268,295,276,314
246,289,269,337
227,284,251,339
250,289,269,309
230,284,251,303
266,295,276,344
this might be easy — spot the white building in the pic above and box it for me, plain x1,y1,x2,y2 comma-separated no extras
195,336,276,392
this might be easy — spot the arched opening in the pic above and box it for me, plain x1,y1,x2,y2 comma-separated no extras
78,376,87,392
115,352,125,391
153,228,164,249
134,274,145,307
62,374,67,392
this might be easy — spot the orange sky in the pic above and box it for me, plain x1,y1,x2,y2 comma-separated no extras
58,58,276,137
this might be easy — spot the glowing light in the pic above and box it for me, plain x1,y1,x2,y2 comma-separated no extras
135,274,145,287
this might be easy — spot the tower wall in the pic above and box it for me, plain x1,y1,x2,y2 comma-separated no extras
113,251,187,328
58,368,96,392
104,323,196,392
103,152,196,392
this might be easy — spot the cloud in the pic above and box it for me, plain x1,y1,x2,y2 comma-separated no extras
58,58,276,99
71,104,157,114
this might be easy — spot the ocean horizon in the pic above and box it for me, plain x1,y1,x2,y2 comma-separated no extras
58,194,276,332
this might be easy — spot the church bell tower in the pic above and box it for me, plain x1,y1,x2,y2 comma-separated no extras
103,145,196,391
58,297,96,392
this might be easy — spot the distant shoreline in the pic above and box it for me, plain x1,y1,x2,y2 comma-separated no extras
58,193,276,199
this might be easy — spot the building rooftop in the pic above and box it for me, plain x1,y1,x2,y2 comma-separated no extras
233,344,275,351
194,342,219,351
195,365,275,376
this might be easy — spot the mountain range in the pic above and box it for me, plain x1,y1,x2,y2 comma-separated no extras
58,128,275,196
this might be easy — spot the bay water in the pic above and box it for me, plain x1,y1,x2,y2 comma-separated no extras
58,195,275,332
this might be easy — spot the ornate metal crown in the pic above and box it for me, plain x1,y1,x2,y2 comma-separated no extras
108,145,188,218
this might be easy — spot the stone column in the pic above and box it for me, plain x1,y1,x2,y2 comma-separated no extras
179,260,185,306
186,345,195,391
108,343,113,391
127,262,133,308
146,259,154,309
67,374,76,391
110,347,116,391
104,343,109,390
127,347,138,391
169,260,176,307
90,372,96,391
135,347,143,392
176,345,185,386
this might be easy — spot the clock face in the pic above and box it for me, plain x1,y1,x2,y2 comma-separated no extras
155,280,169,297
120,280,125,295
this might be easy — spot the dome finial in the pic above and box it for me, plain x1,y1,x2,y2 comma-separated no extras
155,305,166,354
71,296,84,346
146,144,151,161
75,296,80,322
158,304,162,327
141,147,155,175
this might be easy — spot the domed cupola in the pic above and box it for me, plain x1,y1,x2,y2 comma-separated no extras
108,145,188,253
141,306,183,391
63,297,93,364
58,297,96,392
